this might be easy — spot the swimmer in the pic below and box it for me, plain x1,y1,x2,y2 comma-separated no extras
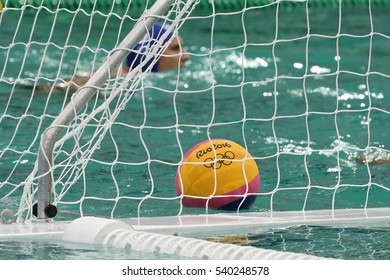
124,21,189,73
34,22,190,93
355,149,390,165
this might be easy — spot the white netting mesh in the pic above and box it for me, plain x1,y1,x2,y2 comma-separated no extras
0,0,389,226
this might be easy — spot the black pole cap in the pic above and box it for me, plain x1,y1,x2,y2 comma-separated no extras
32,203,57,218
32,203,38,217
44,204,58,218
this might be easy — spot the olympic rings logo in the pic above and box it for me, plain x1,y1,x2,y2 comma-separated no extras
204,151,235,169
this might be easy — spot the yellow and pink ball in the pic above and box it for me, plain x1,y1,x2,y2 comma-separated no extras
176,139,260,210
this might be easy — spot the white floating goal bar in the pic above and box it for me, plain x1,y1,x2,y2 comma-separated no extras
122,207,390,237
2,207,390,239
62,216,328,260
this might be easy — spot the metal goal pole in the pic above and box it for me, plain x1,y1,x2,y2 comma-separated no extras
35,0,178,219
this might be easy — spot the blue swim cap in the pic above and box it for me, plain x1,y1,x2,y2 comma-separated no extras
126,22,174,72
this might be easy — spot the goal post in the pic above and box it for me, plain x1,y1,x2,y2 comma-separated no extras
35,0,181,220
0,0,389,230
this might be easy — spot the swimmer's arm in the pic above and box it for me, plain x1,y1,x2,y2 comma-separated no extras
355,154,390,164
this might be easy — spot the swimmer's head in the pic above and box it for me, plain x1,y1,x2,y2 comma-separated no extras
0,1,3,11
126,22,175,72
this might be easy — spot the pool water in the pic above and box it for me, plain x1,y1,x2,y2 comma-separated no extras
0,3,389,259
0,238,197,260
205,225,390,260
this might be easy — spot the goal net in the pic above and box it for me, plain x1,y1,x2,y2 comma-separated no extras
1,0,390,245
